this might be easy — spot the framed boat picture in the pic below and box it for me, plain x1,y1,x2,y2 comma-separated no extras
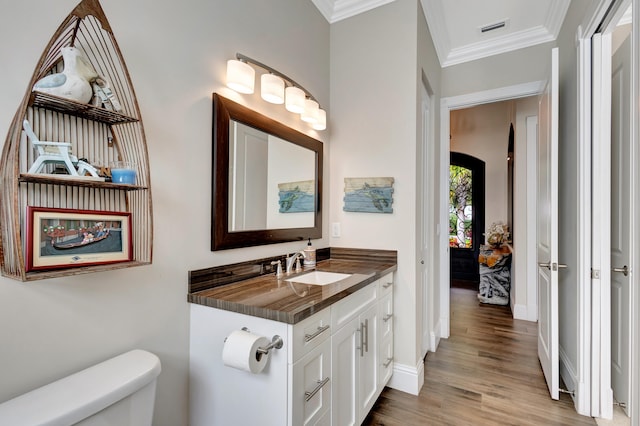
26,207,132,272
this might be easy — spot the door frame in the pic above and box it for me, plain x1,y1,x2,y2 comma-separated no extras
584,0,638,420
438,81,544,340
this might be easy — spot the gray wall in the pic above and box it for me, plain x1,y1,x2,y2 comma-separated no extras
329,0,441,388
555,0,598,390
0,1,329,425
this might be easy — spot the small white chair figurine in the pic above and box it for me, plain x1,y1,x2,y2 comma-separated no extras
23,119,99,177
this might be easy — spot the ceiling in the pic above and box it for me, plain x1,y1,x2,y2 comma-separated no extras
312,0,571,67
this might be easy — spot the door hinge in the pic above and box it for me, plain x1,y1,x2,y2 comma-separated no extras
591,269,600,279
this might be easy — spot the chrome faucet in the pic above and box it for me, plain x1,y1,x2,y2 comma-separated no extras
285,251,307,273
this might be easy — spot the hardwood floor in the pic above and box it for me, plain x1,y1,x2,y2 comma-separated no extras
363,288,596,425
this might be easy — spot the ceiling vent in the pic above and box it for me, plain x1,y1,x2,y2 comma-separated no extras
479,19,509,34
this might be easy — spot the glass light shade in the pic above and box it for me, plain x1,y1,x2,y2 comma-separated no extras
312,109,326,131
226,60,254,94
301,99,319,123
261,74,285,104
285,87,306,113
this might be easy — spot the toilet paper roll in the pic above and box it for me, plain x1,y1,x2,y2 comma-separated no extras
222,329,271,374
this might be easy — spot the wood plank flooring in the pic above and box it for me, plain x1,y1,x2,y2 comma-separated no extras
363,288,596,425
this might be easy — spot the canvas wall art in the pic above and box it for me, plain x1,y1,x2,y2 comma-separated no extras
343,177,394,213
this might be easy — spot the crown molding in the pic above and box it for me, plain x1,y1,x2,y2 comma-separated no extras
422,0,570,67
443,25,555,67
312,0,395,24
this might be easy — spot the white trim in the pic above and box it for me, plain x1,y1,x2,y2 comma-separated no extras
526,115,539,324
591,31,614,420
443,26,556,67
439,81,545,342
311,0,394,24
512,303,529,321
423,0,570,67
387,360,425,396
630,0,639,422
575,33,593,417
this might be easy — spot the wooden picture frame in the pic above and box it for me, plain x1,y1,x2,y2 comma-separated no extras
26,207,132,272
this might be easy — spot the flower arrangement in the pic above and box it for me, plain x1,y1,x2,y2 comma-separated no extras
486,221,510,248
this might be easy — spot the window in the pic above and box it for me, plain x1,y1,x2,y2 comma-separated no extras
449,165,473,248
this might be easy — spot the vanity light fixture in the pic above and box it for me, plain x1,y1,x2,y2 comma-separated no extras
261,73,285,104
226,59,255,94
226,53,326,131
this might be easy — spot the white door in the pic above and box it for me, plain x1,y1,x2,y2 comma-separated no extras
610,32,631,416
420,85,432,357
537,47,560,400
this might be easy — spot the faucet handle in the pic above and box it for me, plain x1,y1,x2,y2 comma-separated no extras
271,260,283,277
295,257,302,272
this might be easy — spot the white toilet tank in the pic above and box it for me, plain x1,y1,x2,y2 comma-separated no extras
0,349,161,426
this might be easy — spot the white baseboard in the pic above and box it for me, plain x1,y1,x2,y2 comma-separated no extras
512,303,528,320
512,303,538,322
387,360,425,395
430,330,440,352
439,316,449,339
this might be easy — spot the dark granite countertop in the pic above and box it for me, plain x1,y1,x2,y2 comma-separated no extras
188,248,397,324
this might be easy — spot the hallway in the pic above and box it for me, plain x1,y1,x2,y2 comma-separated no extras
363,288,596,425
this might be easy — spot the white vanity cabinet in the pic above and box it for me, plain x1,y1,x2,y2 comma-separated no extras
189,272,394,426
331,274,394,426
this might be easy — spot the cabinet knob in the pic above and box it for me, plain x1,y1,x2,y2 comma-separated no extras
383,281,393,289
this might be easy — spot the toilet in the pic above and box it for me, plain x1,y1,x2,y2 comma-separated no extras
0,349,161,425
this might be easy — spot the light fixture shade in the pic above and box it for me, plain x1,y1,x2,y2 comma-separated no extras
261,74,285,104
226,60,254,94
312,109,326,131
301,99,319,123
285,87,306,113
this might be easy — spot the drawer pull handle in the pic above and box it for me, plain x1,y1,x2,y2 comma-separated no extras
363,319,369,353
305,324,330,342
305,377,330,402
383,281,393,289
383,357,393,368
383,314,393,323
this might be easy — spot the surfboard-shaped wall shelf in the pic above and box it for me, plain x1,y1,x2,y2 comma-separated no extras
0,0,153,281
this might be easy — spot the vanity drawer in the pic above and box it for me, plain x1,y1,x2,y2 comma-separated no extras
291,307,331,362
378,273,394,298
331,282,377,331
290,338,331,426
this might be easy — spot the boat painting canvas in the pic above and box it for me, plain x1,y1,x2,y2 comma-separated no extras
278,180,315,213
343,177,394,213
26,207,132,271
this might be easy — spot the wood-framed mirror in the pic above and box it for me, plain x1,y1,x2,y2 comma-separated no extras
212,93,323,250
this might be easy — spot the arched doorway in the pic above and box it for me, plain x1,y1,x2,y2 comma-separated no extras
449,152,485,284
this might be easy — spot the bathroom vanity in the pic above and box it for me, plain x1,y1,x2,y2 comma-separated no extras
188,248,396,426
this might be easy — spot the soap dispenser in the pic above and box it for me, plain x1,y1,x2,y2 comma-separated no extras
303,238,316,266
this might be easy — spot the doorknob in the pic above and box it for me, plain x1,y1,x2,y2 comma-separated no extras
538,262,568,271
612,265,630,277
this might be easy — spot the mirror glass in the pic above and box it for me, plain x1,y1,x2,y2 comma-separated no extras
228,121,316,231
212,93,322,250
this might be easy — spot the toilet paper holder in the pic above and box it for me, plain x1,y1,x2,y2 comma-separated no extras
238,327,283,355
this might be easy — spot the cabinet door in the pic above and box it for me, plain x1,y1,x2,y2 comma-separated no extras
358,303,379,421
331,317,359,426
291,338,331,426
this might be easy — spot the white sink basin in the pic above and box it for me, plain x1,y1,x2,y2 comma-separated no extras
286,271,352,286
